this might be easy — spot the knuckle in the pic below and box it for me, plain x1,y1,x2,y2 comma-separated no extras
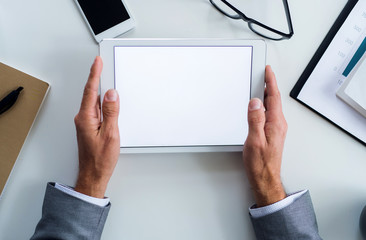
275,90,281,98
279,127,287,138
266,120,287,139
275,122,286,133
269,90,281,102
103,105,119,118
245,137,265,151
283,120,288,132
74,114,81,126
74,114,87,132
278,118,288,133
250,141,265,150
249,114,265,125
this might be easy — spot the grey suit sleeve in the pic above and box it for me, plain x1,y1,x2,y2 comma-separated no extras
30,182,110,240
250,191,322,240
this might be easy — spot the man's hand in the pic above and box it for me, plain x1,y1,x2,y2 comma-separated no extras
74,56,120,199
243,65,287,207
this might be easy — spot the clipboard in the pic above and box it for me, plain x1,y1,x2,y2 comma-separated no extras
290,0,366,145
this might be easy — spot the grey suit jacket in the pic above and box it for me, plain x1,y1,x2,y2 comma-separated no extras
31,183,320,240
250,191,322,240
30,182,110,240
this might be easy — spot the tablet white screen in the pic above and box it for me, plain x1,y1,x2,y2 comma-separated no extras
114,46,253,147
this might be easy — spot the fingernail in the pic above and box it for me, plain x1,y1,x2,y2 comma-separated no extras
249,98,262,111
105,89,118,102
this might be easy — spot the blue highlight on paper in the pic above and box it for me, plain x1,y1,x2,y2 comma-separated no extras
343,37,366,77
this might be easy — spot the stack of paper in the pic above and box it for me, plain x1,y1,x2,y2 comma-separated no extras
337,54,366,118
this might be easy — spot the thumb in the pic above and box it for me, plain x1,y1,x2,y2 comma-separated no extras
102,89,120,132
247,98,266,139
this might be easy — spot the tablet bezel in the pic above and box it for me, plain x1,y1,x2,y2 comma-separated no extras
100,38,266,153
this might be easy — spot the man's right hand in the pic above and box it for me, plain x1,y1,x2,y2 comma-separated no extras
74,57,120,199
243,65,288,207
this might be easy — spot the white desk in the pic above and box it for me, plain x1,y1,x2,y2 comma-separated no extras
1,0,366,239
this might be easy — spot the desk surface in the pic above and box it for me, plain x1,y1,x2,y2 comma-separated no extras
1,0,366,239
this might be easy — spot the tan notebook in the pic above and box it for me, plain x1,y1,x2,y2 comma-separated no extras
0,62,50,197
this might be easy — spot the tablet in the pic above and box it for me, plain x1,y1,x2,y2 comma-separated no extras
100,39,266,153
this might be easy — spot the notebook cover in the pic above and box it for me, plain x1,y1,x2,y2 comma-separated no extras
0,62,50,197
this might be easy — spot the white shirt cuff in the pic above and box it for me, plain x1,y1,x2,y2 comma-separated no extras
55,183,110,207
249,190,308,218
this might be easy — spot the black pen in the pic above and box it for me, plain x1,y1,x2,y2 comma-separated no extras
0,87,24,115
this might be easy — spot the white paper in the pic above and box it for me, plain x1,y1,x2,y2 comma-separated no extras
114,46,252,147
344,57,366,111
336,53,366,118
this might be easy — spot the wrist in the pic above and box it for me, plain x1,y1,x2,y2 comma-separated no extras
75,173,109,198
251,179,286,207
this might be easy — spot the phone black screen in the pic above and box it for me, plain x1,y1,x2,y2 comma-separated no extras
77,0,130,35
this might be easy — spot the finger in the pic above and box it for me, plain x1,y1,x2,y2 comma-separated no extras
101,89,120,135
247,98,266,141
264,65,283,115
263,66,287,143
80,56,103,112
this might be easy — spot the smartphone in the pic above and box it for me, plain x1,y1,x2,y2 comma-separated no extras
74,0,135,42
